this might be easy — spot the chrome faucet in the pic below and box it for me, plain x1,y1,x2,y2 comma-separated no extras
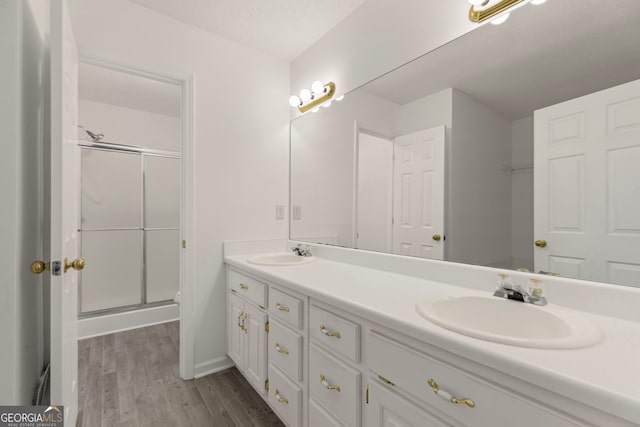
291,244,312,257
494,276,547,306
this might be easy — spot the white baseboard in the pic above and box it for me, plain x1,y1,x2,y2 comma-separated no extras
78,304,180,339
194,355,234,378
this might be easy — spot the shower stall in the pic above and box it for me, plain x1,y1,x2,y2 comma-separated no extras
77,60,182,322
79,146,181,315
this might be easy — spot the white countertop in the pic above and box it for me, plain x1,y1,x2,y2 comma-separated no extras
225,251,640,425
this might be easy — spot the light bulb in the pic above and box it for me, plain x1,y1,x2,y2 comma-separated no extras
300,89,312,102
311,81,325,94
490,12,510,25
323,101,332,108
468,0,486,5
335,94,344,101
289,95,301,107
311,107,320,113
531,0,546,4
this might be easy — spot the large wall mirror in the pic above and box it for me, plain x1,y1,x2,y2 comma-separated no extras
290,0,640,287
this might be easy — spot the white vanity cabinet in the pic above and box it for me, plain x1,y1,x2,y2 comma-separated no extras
225,260,634,427
308,304,363,427
267,285,307,427
226,269,269,396
366,331,586,427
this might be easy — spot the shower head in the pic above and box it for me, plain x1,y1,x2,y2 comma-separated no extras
78,125,104,142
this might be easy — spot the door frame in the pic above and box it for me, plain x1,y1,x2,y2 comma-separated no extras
353,121,395,250
78,53,196,379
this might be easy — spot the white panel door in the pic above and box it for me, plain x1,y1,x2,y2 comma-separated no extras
535,79,640,286
366,382,451,427
227,293,245,369
244,304,268,395
49,0,79,424
392,126,446,259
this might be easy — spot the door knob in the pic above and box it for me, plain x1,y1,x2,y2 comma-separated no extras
64,257,86,273
534,240,547,248
432,234,442,241
30,260,51,274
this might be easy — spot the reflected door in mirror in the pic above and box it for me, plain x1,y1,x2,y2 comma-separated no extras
535,79,640,287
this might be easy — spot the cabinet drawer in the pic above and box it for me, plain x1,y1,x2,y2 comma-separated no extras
268,319,303,382
310,305,360,362
270,287,303,329
228,269,267,307
268,364,302,427
309,398,344,427
309,344,361,427
368,332,582,427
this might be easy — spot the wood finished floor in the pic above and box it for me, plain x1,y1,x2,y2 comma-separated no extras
77,321,284,427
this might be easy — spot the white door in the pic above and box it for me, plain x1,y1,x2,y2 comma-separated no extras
392,126,446,259
356,132,394,252
365,382,450,427
244,304,268,395
534,78,640,286
227,293,245,368
49,1,80,424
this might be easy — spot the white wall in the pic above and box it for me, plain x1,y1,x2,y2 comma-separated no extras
511,116,534,271
68,0,290,375
450,89,512,267
290,90,396,246
0,0,46,404
78,99,181,151
291,0,477,113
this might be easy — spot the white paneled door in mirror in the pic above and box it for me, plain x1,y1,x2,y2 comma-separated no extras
392,126,445,260
535,79,640,287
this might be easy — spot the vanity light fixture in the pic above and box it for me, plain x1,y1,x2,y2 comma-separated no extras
468,0,547,25
289,81,338,113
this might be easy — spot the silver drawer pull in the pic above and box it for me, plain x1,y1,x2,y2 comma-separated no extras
427,378,475,408
239,283,249,290
319,324,341,339
275,303,290,312
274,343,289,355
320,374,341,392
274,389,289,404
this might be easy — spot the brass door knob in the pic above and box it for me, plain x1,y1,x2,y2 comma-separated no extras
30,260,51,275
432,234,442,241
64,257,86,273
534,240,547,248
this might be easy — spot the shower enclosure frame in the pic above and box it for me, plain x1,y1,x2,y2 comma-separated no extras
77,142,182,318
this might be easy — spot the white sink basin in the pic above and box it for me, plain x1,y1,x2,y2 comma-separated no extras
416,295,602,349
247,253,316,266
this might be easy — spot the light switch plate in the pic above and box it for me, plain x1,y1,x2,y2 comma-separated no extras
276,205,285,220
293,205,302,220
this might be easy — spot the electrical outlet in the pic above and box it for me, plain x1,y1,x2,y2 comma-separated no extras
293,205,302,220
275,205,285,220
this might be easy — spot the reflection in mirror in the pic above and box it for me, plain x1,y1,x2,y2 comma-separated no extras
290,0,640,287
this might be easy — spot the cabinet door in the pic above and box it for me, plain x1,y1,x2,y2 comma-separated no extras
228,293,246,369
245,304,268,395
367,382,451,427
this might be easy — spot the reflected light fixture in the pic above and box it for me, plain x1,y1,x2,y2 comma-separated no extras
289,81,338,113
468,0,547,25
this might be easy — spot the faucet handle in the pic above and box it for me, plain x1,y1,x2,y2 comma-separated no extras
529,278,544,298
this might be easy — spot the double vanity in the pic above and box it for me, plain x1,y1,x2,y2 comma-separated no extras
224,240,640,427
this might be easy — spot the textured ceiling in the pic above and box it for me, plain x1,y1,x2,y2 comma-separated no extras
361,0,640,120
129,0,368,61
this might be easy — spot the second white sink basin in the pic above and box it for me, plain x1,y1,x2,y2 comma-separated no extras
416,295,602,349
247,253,316,266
